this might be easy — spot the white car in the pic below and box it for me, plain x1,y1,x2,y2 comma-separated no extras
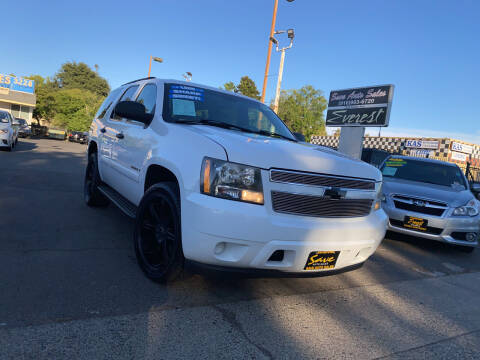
0,110,18,151
85,78,387,282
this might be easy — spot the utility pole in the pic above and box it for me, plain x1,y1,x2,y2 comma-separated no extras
261,0,278,104
260,0,295,104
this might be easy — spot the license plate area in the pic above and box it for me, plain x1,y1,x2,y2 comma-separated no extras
403,216,428,231
304,251,340,270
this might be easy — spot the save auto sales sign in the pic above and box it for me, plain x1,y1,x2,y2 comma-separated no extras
326,85,394,127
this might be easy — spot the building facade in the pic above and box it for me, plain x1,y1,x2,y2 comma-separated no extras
0,74,36,124
311,135,480,169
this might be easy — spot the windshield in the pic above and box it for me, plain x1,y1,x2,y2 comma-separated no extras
163,83,295,141
16,119,27,126
0,112,9,123
381,158,467,188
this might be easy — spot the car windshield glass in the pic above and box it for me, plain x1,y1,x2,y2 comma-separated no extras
162,83,296,141
16,119,27,126
0,113,9,123
381,158,467,188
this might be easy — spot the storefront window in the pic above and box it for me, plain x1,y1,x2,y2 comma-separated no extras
11,104,20,118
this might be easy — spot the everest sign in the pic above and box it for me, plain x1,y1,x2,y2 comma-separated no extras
326,85,394,127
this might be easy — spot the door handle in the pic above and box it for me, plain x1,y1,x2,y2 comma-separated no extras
100,127,106,133
116,133,124,139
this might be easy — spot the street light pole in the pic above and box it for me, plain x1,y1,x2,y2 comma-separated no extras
148,56,163,77
260,0,279,104
273,49,286,113
271,29,294,113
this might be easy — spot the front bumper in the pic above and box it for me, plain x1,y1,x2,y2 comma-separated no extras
383,201,479,247
182,192,387,275
0,133,10,147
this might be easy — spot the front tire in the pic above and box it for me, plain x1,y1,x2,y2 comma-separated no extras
84,152,109,207
134,183,184,283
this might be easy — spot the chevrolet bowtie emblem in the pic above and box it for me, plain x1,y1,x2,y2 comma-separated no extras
324,187,346,200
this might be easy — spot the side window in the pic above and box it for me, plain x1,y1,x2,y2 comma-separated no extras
95,88,122,120
135,84,157,115
110,85,139,121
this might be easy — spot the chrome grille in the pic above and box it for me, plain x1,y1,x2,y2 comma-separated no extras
271,191,373,218
392,195,447,217
270,169,375,190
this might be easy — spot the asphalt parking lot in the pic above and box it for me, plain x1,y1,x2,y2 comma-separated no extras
1,138,479,359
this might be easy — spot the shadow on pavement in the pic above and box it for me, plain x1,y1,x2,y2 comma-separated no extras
1,138,479,358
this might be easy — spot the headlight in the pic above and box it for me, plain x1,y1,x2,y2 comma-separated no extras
0,129,7,134
373,182,383,211
201,157,264,205
452,199,479,217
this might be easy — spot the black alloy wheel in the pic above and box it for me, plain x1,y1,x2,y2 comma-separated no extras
84,152,109,207
134,183,184,282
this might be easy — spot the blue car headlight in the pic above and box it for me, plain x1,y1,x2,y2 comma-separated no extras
452,199,479,217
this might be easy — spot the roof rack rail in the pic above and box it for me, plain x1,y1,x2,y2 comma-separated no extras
121,77,156,86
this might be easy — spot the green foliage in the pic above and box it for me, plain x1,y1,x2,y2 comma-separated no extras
236,76,260,100
51,89,103,131
221,76,260,100
55,61,110,97
276,85,327,142
222,81,237,92
28,62,110,131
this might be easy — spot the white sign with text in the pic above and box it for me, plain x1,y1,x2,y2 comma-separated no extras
451,142,473,154
405,139,439,149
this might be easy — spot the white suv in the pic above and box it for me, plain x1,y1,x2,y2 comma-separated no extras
0,110,18,151
85,78,387,282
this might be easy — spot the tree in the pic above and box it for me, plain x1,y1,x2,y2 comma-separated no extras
236,76,260,100
51,88,103,131
276,85,327,142
221,76,260,100
222,81,237,92
55,61,110,97
26,74,57,124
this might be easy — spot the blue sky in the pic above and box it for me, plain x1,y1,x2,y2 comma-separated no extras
2,0,479,142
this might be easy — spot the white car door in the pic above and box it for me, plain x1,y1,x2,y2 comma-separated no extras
112,82,158,203
99,85,139,190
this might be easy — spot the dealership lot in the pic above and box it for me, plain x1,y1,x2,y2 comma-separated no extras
1,138,480,359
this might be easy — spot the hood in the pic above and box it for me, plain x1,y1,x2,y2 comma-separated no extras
186,125,382,181
383,177,473,207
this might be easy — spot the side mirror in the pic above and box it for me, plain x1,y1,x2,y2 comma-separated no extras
114,101,153,124
293,132,306,142
471,183,480,193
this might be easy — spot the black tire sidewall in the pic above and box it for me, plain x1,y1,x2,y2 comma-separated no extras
134,183,184,282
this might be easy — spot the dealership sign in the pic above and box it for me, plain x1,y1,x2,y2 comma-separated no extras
451,141,473,154
451,151,469,162
0,74,35,94
326,84,394,127
405,139,439,149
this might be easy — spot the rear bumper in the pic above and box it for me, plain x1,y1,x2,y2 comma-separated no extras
182,192,387,274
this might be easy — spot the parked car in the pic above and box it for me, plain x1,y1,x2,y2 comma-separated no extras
14,118,32,138
47,128,67,140
362,148,391,167
0,110,18,151
68,131,88,144
84,78,387,282
381,155,479,252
